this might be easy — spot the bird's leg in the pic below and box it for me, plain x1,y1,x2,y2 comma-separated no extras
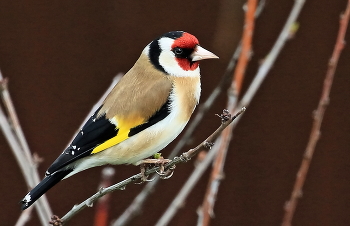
138,163,155,182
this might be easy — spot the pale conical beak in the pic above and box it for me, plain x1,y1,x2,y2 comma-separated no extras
191,46,219,62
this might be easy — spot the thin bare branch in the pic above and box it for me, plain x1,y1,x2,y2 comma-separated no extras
0,71,52,225
0,72,122,225
94,167,115,226
232,0,257,96
282,1,350,225
57,108,245,225
199,1,257,225
152,108,243,226
238,0,306,110
0,73,32,162
15,207,33,226
155,144,221,226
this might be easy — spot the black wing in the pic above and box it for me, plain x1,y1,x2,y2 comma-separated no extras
45,98,171,175
46,106,118,175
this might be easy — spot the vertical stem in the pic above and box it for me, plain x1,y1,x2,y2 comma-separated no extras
94,167,115,226
281,1,350,225
198,1,257,225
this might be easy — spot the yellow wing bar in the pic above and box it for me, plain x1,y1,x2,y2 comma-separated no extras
91,116,145,154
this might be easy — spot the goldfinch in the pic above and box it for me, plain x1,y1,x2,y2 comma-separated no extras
20,31,218,210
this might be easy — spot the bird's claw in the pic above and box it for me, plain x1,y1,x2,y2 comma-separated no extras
137,163,154,183
156,165,176,179
138,158,175,181
135,175,156,184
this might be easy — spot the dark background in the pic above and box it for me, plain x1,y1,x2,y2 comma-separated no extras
1,0,349,225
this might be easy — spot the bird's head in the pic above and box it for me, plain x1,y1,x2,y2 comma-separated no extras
144,31,219,77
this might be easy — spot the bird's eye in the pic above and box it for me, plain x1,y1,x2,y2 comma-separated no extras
173,47,183,55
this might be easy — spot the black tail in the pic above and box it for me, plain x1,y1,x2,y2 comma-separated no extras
20,169,72,210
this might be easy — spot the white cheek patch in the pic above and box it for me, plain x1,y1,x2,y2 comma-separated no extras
157,38,200,77
143,44,150,56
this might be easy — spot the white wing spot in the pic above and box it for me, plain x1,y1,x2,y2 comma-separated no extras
81,131,84,135
72,145,76,149
24,193,31,202
92,118,96,122
78,147,81,150
72,151,75,155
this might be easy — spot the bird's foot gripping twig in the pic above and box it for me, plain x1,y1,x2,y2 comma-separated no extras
157,164,176,179
138,163,154,183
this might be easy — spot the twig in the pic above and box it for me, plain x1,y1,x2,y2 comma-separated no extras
0,105,31,184
153,108,243,226
155,144,221,226
112,35,242,226
110,177,154,226
0,72,33,163
199,1,257,225
232,0,257,96
0,104,51,225
238,0,306,110
0,71,52,225
0,72,121,225
281,1,350,225
94,167,115,226
15,207,33,226
56,108,245,225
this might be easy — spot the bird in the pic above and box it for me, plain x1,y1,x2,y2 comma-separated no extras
20,31,218,210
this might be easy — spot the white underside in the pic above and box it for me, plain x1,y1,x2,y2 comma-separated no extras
64,89,197,179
